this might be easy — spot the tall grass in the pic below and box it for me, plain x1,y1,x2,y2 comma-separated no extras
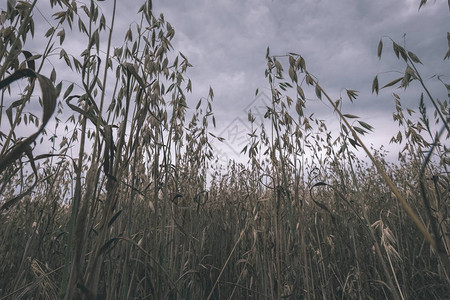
0,0,449,299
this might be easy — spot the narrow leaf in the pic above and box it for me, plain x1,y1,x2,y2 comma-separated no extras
377,39,383,59
99,238,120,256
408,51,422,64
57,28,65,45
297,85,305,100
343,114,359,119
353,126,367,135
125,63,145,89
445,50,450,60
288,55,295,67
393,42,400,58
419,0,427,10
357,120,374,131
315,84,322,100
0,69,57,175
305,74,314,85
22,50,35,70
445,32,450,60
382,77,403,89
63,83,74,99
346,89,358,102
289,66,297,83
372,75,379,94
108,210,122,227
348,138,360,149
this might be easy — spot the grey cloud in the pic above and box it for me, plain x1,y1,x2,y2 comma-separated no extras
5,0,447,161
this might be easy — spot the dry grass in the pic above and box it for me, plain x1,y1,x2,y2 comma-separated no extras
0,0,449,299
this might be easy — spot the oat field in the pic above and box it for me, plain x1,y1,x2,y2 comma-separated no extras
0,1,449,299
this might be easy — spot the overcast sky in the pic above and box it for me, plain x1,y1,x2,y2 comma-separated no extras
7,0,450,164
153,0,449,163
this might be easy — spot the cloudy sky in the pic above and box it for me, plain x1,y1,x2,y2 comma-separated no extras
153,0,449,162
9,0,450,164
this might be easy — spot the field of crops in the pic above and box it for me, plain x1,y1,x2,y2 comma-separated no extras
0,1,448,299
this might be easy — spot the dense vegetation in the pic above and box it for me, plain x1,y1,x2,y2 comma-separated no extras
0,0,448,299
